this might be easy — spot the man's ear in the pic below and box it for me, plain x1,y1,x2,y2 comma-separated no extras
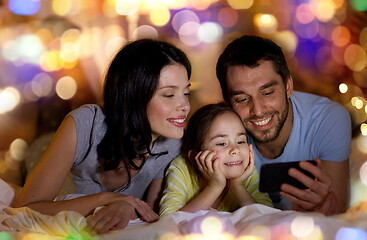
286,76,293,99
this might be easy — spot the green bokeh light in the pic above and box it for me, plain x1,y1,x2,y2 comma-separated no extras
0,232,13,240
351,0,367,11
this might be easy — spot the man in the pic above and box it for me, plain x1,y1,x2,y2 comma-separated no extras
216,35,351,215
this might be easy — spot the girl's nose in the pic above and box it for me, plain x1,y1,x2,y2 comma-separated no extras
229,146,240,155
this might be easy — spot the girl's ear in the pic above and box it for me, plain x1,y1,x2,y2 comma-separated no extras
188,150,194,160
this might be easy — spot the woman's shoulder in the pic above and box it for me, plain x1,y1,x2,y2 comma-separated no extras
153,137,182,157
67,104,105,129
68,104,104,119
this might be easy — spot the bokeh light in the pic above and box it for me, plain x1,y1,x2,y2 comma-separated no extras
335,227,367,240
23,82,40,102
179,22,201,46
290,216,315,238
40,50,62,72
254,14,278,34
331,44,346,65
8,0,41,15
0,87,21,114
361,123,367,136
293,19,319,39
132,25,158,40
52,0,73,16
237,236,261,240
355,98,364,110
190,0,212,10
332,26,350,47
310,0,336,22
339,83,348,93
2,34,45,64
296,4,315,24
172,10,199,33
0,232,13,240
60,42,79,68
270,225,290,239
227,0,253,9
103,0,119,17
302,225,323,240
158,232,181,240
10,138,29,161
116,0,140,16
344,44,367,72
17,34,45,64
55,76,77,100
198,22,223,43
218,7,238,28
31,73,53,97
350,0,367,11
150,6,170,26
356,135,367,154
360,161,367,185
200,216,222,237
249,225,270,239
272,31,298,54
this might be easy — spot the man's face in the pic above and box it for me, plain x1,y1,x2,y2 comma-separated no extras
225,61,293,143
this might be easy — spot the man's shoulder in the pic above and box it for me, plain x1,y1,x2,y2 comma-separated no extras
291,91,348,119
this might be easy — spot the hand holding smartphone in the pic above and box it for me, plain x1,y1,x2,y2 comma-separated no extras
259,160,317,193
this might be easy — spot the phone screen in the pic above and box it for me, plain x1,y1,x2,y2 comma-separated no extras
259,160,317,193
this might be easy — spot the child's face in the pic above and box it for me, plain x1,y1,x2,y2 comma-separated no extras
202,111,250,179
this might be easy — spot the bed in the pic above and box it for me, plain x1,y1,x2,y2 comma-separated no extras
1,137,367,240
1,176,367,240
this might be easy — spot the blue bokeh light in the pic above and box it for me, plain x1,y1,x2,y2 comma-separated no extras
8,0,41,16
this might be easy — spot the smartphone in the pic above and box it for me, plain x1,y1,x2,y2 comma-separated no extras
259,160,317,193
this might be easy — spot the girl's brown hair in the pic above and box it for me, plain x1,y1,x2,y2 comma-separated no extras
181,102,243,188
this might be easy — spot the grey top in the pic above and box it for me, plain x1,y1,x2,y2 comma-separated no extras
67,104,182,200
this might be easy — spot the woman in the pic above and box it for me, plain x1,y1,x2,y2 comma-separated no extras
14,39,191,233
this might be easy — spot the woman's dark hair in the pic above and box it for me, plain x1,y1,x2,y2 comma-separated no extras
97,39,191,189
182,102,242,188
216,35,291,103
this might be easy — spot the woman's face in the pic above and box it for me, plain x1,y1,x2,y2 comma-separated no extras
202,111,250,179
147,63,191,141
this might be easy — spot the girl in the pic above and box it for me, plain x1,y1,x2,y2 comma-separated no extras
160,103,272,215
14,39,191,233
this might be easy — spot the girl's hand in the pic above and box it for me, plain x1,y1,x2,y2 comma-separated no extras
229,144,255,187
195,150,226,189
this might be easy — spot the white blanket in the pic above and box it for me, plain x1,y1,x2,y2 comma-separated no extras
101,204,367,240
1,176,367,240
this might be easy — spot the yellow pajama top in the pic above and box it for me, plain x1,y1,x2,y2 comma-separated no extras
160,155,273,215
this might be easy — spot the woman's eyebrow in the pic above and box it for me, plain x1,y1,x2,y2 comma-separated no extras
159,83,191,90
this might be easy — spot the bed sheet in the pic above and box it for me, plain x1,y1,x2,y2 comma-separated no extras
1,202,367,240
1,177,367,240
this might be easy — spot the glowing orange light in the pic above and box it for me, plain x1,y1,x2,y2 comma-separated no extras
218,7,238,28
332,26,350,47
